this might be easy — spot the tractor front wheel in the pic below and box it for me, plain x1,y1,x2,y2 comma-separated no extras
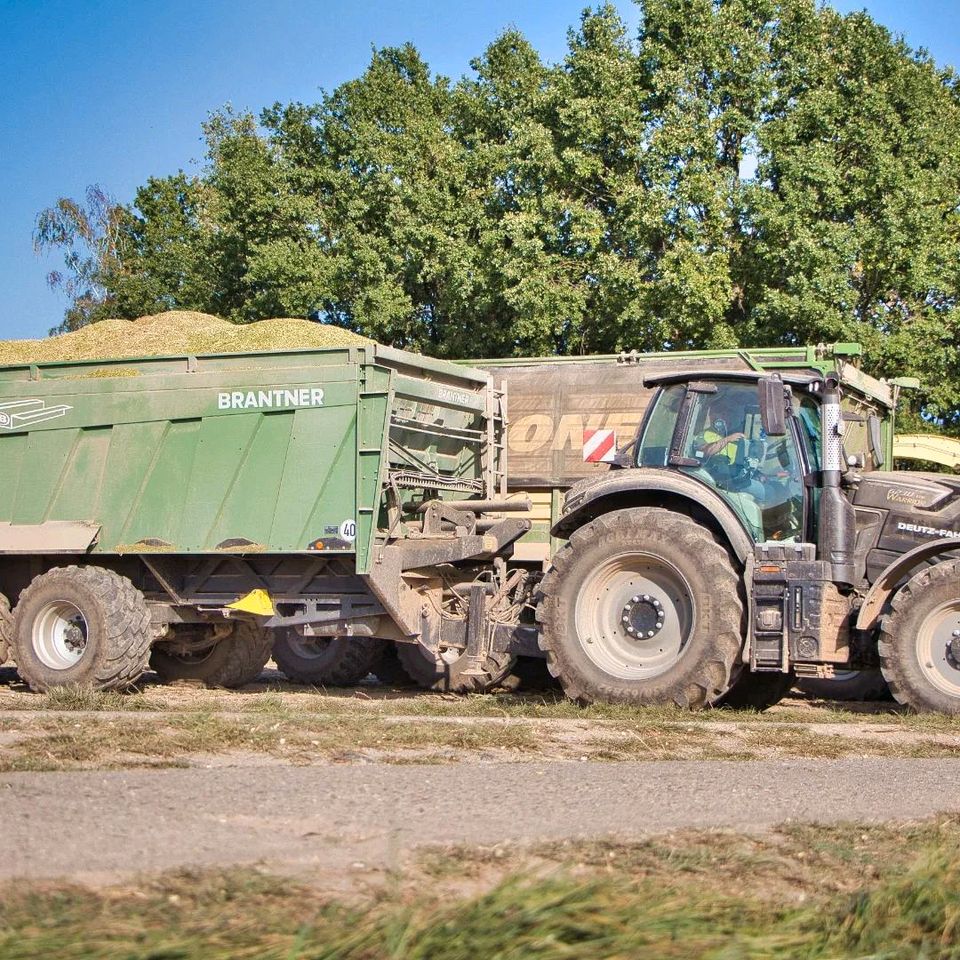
879,558,960,714
537,508,743,708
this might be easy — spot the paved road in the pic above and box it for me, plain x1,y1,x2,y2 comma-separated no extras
2,759,959,883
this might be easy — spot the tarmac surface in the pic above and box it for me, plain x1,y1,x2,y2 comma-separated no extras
3,757,959,884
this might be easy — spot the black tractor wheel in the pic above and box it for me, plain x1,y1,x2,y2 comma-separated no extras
796,669,890,702
272,630,387,686
879,558,960,714
150,621,273,688
719,669,796,711
12,566,152,692
501,656,560,692
0,592,12,667
395,641,515,693
537,507,743,708
373,643,419,688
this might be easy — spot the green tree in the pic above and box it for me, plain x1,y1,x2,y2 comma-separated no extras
33,184,130,332
106,172,216,319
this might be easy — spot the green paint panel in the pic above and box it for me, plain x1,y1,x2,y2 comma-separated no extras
47,428,113,523
96,421,170,548
269,405,357,550
119,420,202,548
0,433,27,523
10,430,84,524
176,413,263,548
204,413,295,550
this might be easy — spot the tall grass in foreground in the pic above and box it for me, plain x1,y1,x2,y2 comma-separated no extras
1,827,959,960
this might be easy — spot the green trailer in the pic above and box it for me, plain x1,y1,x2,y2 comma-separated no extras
0,343,530,691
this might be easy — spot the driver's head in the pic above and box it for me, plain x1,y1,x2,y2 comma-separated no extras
706,395,739,436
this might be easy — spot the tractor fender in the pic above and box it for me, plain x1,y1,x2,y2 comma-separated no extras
553,469,754,563
856,537,960,631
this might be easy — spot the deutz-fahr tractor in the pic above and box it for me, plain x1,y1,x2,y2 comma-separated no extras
537,370,960,713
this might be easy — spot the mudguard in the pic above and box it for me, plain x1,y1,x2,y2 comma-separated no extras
856,537,960,631
553,469,754,562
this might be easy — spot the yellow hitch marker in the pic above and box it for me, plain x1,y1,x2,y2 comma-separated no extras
227,589,276,617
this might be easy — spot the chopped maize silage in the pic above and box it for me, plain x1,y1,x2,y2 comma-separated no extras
0,311,370,366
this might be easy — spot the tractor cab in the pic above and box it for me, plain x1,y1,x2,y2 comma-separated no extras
634,372,822,546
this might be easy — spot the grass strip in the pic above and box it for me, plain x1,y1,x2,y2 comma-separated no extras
0,819,958,959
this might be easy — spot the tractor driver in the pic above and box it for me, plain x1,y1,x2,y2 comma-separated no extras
693,391,767,517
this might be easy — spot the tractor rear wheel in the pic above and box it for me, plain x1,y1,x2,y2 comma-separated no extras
12,566,152,692
537,508,743,708
879,558,960,714
150,621,273,688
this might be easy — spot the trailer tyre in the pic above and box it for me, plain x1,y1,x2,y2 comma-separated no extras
0,592,12,667
537,508,743,708
395,642,515,693
879,558,960,714
272,630,387,686
12,566,152,692
719,669,796,711
150,621,273,688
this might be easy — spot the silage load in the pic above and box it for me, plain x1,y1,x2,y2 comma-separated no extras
0,311,370,366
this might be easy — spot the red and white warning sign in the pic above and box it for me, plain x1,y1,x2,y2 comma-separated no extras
582,429,616,463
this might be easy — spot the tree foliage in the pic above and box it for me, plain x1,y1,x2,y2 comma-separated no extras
36,1,960,426
33,185,130,333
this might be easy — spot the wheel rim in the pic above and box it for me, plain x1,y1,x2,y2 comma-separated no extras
574,552,694,680
828,670,861,682
437,646,463,667
916,599,960,700
286,635,334,661
33,601,89,670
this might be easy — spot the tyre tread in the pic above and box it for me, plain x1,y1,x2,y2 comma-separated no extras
537,507,743,709
12,566,152,692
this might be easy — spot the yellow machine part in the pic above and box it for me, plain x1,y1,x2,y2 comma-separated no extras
227,589,276,617
893,434,960,471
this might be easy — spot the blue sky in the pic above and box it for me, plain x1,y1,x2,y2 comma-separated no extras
0,0,956,341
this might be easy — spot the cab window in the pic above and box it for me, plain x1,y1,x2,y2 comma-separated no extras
635,384,684,467
673,382,806,542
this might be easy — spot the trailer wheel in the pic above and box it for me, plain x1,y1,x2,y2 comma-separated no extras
395,642,515,693
272,630,387,686
719,670,796,711
879,558,960,714
796,669,890,702
0,592,12,667
12,566,152,692
150,621,273,688
537,508,743,708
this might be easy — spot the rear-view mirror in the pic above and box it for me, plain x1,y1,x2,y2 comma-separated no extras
759,376,787,436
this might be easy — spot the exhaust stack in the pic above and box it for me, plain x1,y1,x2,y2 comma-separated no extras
818,374,857,586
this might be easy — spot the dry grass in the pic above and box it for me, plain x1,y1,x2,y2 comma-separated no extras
0,310,368,366
2,687,959,769
1,818,958,959
0,709,543,771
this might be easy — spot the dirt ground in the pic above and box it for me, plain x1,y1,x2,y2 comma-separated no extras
2,663,959,890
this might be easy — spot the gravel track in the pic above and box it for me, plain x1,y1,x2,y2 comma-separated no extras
2,758,959,884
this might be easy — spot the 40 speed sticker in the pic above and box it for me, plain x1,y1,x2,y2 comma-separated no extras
338,519,357,542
